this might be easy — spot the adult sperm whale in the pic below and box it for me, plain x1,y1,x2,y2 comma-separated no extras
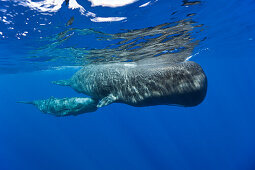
19,56,207,116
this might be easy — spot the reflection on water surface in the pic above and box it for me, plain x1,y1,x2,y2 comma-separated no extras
0,0,204,73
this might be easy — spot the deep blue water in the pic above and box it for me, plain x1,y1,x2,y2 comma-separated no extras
0,0,255,170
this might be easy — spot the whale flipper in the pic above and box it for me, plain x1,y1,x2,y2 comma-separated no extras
18,97,98,116
97,94,117,108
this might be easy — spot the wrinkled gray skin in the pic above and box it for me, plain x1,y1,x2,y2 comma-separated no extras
20,57,207,116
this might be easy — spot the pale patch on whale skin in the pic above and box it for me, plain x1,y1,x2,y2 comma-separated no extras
19,57,207,116
123,63,137,68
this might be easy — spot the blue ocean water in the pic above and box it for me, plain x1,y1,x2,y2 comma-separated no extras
0,0,255,170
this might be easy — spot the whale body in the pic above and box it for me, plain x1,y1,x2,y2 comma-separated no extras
68,59,207,107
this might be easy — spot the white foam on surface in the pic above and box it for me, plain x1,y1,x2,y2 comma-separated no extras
139,1,151,7
88,0,138,7
16,0,85,14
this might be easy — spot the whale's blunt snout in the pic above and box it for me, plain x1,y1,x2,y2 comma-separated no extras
185,64,207,107
170,61,208,107
191,73,207,106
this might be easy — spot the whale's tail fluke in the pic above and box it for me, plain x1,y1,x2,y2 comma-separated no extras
52,79,70,86
17,101,34,105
